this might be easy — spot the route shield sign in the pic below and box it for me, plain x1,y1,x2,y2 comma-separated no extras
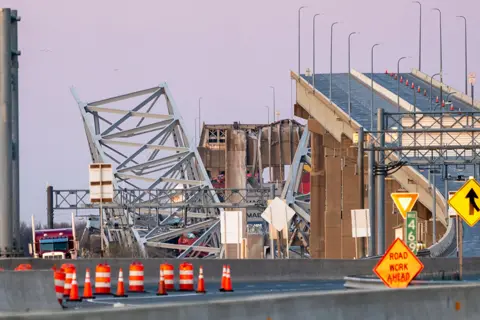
406,211,417,254
391,193,419,219
373,238,424,288
448,178,480,227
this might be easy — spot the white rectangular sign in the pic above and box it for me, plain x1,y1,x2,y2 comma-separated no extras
89,163,114,203
448,191,457,217
351,209,371,238
220,211,243,244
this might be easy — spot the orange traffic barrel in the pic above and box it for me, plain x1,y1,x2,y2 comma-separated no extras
14,263,32,271
95,264,111,295
160,263,175,291
178,262,194,291
53,268,66,305
128,261,145,292
62,264,76,296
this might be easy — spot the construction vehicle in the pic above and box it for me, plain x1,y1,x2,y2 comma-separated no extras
29,213,79,259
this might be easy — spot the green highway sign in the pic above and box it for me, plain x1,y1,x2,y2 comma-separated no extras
406,211,417,254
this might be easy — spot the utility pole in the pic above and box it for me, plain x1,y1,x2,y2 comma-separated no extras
0,9,15,254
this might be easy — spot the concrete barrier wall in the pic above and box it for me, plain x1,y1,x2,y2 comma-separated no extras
412,68,480,109
350,68,421,113
0,270,60,312
0,257,472,285
5,283,480,319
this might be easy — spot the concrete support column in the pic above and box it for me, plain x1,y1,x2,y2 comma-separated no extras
340,135,361,259
225,129,247,258
0,9,13,254
310,130,325,258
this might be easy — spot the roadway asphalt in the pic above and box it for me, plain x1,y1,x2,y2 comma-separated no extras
64,280,345,309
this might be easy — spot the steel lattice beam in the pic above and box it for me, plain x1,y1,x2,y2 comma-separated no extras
70,84,224,258
280,126,311,251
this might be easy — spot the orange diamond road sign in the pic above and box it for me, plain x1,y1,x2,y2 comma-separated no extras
448,178,480,227
373,238,424,288
391,193,419,219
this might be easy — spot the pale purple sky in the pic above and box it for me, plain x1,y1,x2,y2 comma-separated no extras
2,0,478,223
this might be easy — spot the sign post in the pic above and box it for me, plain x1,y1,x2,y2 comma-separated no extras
469,72,476,106
406,211,417,254
89,163,114,257
448,177,480,280
261,197,296,259
373,238,424,288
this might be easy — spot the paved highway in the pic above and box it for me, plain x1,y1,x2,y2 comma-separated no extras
64,280,345,309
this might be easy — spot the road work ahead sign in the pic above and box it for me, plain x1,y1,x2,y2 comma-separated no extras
373,238,424,288
448,177,480,227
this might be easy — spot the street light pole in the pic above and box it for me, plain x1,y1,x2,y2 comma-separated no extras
348,32,358,117
446,92,457,102
264,106,270,124
433,8,443,83
270,86,276,122
312,14,322,92
413,1,422,71
430,72,441,111
330,22,339,101
371,43,381,130
198,97,202,143
457,16,468,95
298,6,307,77
397,56,407,111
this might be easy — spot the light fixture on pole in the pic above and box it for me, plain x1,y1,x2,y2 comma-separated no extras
429,72,441,111
194,117,198,146
198,97,202,144
446,92,457,103
412,1,422,71
329,21,339,101
269,86,276,122
348,31,358,117
298,6,307,77
264,106,270,124
432,8,443,83
312,13,322,93
370,43,381,130
456,15,468,95
397,56,409,111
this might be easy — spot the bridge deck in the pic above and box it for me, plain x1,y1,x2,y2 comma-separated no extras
302,72,479,257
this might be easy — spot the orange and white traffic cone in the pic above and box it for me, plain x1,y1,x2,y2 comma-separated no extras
196,266,206,294
67,271,82,302
450,105,455,111
400,76,403,83
417,86,421,93
424,89,427,96
385,69,388,74
223,265,234,292
114,268,128,297
411,82,415,89
156,269,168,296
436,96,439,103
394,74,398,80
219,265,227,292
82,268,95,299
405,79,409,86
442,100,445,107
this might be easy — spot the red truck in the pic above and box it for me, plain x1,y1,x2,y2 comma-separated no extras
29,214,79,259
